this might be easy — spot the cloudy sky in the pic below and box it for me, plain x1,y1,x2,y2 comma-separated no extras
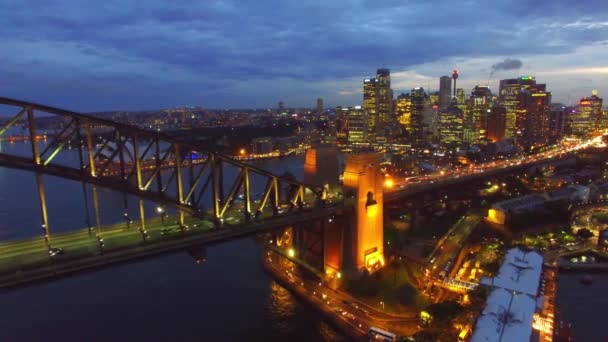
1,0,607,111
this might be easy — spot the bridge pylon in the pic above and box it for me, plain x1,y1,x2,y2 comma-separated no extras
342,152,385,276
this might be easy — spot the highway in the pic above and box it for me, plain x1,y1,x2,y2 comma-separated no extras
385,135,607,200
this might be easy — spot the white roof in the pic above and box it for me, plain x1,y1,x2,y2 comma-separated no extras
486,248,543,296
472,248,544,342
472,288,536,342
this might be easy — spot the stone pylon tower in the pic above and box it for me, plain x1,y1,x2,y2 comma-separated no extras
342,152,385,274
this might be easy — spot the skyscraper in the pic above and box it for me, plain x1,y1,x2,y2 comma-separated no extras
395,93,412,131
438,98,464,149
466,85,493,145
376,68,393,127
439,76,452,109
499,76,546,143
278,101,285,114
363,78,378,135
316,98,324,113
410,87,426,147
347,106,368,144
520,83,551,146
487,105,506,143
572,91,603,138
549,104,567,138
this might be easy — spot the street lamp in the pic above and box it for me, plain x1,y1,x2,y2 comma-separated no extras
156,206,165,225
380,301,385,311
288,248,295,258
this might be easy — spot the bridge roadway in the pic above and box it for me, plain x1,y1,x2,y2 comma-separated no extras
0,202,344,290
384,139,605,201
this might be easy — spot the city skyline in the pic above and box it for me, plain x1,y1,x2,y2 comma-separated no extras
0,0,607,111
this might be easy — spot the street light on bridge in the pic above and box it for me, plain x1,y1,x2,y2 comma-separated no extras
156,206,165,225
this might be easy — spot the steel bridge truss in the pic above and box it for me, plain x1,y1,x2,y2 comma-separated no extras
0,97,326,235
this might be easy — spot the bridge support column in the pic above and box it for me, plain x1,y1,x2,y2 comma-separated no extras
342,153,385,276
35,173,51,250
323,214,344,276
138,199,148,243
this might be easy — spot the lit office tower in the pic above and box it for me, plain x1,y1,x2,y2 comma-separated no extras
363,78,378,134
316,98,324,113
439,76,452,109
347,106,368,144
487,105,506,143
465,85,493,145
520,82,551,147
395,93,412,131
438,98,464,149
410,87,427,147
572,91,603,137
498,76,537,140
376,68,393,126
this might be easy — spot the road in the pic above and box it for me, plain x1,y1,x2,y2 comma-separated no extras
0,202,344,289
385,135,607,199
426,215,482,279
264,249,419,340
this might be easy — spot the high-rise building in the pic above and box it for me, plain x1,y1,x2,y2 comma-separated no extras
347,106,368,144
572,91,603,138
466,85,493,145
316,98,324,113
335,107,349,140
521,83,551,146
410,87,427,147
278,101,285,114
376,68,393,127
549,104,567,138
427,92,440,141
487,105,506,143
438,98,464,149
395,93,412,131
363,78,378,135
499,76,549,145
439,76,452,109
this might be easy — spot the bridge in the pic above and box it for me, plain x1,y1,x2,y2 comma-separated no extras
0,96,605,290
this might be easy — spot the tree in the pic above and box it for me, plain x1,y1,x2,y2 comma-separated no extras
425,300,463,324
576,228,594,241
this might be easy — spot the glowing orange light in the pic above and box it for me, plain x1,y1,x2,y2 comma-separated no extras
384,179,394,189
239,148,246,155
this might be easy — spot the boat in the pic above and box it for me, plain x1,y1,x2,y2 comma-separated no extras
581,274,593,284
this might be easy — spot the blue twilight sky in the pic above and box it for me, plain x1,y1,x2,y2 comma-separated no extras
0,0,607,112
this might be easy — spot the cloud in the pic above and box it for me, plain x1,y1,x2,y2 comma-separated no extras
491,58,523,72
0,0,607,110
